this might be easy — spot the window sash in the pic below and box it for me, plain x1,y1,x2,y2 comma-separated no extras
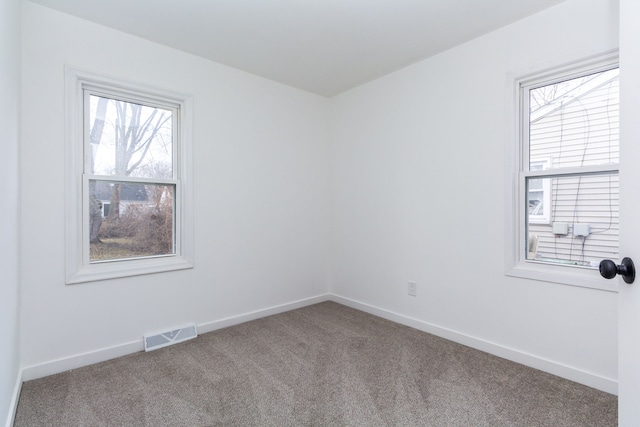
83,176,180,265
83,89,180,180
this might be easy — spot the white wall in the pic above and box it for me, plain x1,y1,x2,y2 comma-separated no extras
0,0,21,423
329,0,619,392
20,1,330,375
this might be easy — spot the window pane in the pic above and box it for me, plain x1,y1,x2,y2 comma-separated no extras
89,180,175,262
526,173,618,266
529,68,619,170
88,95,173,178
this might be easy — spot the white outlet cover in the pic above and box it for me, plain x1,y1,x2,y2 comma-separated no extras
408,281,417,296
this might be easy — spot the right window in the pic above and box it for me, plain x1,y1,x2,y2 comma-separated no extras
519,58,619,273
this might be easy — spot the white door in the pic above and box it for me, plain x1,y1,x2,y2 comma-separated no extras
618,1,640,425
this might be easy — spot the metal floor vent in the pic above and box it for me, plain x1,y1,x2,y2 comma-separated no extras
144,324,197,352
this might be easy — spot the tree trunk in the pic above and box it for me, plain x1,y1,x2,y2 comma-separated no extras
89,96,109,243
89,191,103,243
109,183,121,221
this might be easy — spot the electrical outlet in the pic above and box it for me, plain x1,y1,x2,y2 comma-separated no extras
408,281,417,297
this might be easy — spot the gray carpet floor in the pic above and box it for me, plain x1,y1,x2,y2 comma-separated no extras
14,301,617,426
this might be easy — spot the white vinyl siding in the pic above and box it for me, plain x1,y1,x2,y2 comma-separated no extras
528,175,619,264
529,77,619,169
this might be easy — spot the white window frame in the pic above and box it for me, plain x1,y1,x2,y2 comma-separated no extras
505,51,619,292
65,67,194,284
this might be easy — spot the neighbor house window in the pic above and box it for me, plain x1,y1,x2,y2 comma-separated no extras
527,159,551,224
507,52,619,290
66,69,193,284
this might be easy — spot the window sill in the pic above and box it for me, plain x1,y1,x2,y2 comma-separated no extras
506,260,618,292
66,255,193,285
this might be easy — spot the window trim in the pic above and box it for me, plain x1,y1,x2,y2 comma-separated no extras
505,51,619,292
65,67,194,284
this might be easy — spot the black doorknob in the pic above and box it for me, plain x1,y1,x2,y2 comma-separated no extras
599,257,635,284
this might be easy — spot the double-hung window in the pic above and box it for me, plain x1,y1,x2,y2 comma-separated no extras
509,53,619,290
66,69,193,284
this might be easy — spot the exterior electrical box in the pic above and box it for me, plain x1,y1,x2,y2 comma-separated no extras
573,223,590,237
552,222,569,235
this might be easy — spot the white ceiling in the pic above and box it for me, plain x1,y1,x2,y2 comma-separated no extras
30,0,566,97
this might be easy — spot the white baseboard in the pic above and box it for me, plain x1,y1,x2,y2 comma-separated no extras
18,292,615,396
21,340,143,382
5,368,22,427
197,294,331,335
329,294,618,395
21,293,331,382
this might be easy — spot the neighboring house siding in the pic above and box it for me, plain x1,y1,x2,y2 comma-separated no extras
93,181,150,217
528,76,619,266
